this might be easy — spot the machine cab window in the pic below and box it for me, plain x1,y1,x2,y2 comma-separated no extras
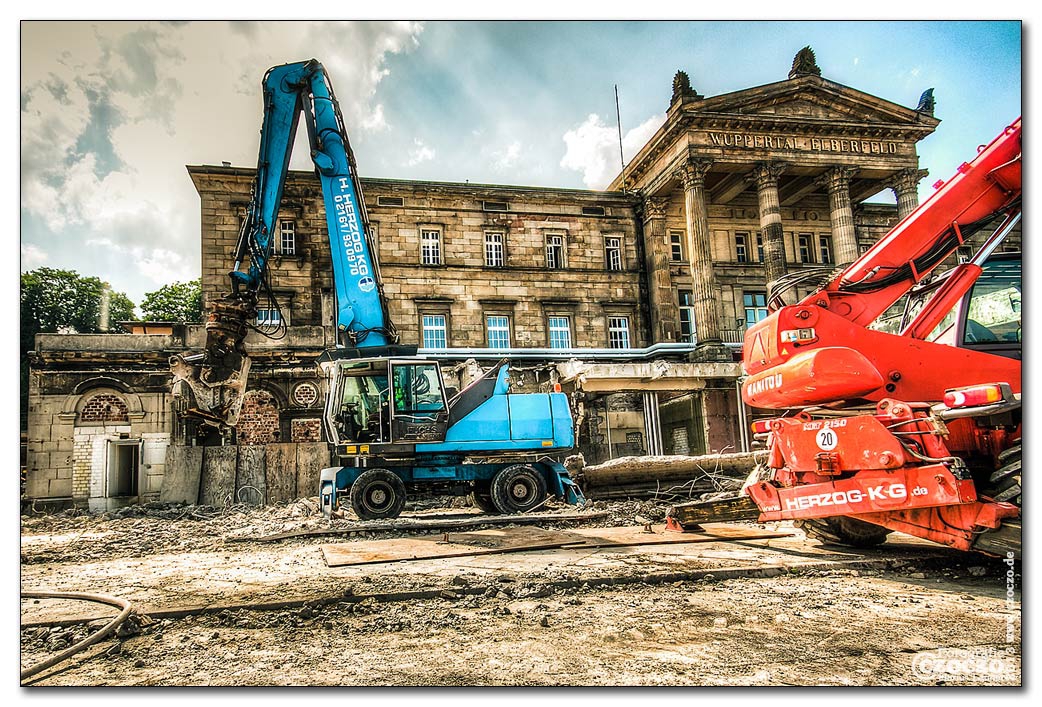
327,358,449,446
961,257,1021,346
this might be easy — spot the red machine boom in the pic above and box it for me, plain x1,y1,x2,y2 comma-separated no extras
737,119,1022,555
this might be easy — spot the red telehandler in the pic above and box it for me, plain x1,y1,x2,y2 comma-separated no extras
670,119,1022,557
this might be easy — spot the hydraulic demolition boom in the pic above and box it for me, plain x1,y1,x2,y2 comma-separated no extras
171,60,581,520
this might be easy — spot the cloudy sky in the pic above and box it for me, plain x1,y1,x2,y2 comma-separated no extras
19,19,1021,310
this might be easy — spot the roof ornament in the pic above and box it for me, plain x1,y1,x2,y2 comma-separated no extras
670,70,703,106
916,88,936,116
788,46,822,79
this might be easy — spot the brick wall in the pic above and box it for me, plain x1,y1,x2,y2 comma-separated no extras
80,394,129,423
291,418,322,442
238,390,280,445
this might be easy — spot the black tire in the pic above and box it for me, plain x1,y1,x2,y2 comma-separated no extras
490,465,547,514
987,443,1021,506
469,481,498,514
797,516,892,548
350,468,407,520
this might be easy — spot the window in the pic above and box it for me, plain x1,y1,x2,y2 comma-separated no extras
485,232,505,267
278,220,296,255
582,205,606,216
546,234,565,269
420,229,442,265
421,314,447,348
608,316,631,349
798,233,814,263
482,201,508,212
486,315,511,349
678,290,696,343
605,236,622,271
256,308,282,326
669,231,684,262
377,196,404,207
819,234,833,264
756,233,764,263
735,232,749,263
743,292,769,325
547,316,572,349
962,258,1021,345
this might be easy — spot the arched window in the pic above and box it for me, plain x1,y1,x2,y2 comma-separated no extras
79,393,129,424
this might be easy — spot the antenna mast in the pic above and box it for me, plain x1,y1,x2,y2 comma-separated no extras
615,84,627,193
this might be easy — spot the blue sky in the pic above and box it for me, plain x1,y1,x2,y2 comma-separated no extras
18,19,1022,310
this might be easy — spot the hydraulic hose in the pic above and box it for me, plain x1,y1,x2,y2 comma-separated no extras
20,591,135,681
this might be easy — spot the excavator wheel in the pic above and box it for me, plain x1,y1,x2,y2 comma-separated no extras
490,465,547,514
350,468,407,521
796,516,892,548
988,443,1021,506
469,482,498,514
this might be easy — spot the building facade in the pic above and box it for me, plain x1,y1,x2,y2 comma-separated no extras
33,48,1000,508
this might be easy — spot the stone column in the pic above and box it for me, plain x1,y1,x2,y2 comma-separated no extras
675,157,729,362
889,168,929,220
641,197,679,343
818,166,860,264
750,162,788,288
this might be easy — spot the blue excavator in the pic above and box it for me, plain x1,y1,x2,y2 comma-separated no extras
171,60,582,519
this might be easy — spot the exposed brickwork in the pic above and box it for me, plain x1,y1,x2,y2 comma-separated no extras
292,383,320,407
291,418,322,442
79,394,129,423
237,390,280,446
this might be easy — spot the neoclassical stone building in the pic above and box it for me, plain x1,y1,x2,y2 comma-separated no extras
33,47,1004,508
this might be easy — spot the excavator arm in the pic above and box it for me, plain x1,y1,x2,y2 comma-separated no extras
172,59,397,428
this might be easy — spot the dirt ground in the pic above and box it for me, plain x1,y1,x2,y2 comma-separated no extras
19,499,1022,687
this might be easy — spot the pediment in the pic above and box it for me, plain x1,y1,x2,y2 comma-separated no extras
686,76,933,128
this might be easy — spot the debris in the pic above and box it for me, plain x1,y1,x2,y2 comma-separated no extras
574,452,765,501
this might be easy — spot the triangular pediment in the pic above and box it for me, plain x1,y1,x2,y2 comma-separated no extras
684,75,934,128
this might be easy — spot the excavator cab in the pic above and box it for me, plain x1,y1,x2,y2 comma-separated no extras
324,357,450,448
894,252,1022,359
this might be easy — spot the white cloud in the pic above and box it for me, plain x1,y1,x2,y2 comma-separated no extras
362,104,389,132
560,112,664,189
406,138,436,167
20,244,48,270
492,140,522,171
19,21,424,304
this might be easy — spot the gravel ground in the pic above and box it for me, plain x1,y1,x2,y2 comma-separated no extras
20,500,1022,686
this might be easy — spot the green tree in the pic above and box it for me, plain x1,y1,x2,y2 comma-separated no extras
140,279,203,323
20,267,137,426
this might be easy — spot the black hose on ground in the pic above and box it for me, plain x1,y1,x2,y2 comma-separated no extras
20,591,134,681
